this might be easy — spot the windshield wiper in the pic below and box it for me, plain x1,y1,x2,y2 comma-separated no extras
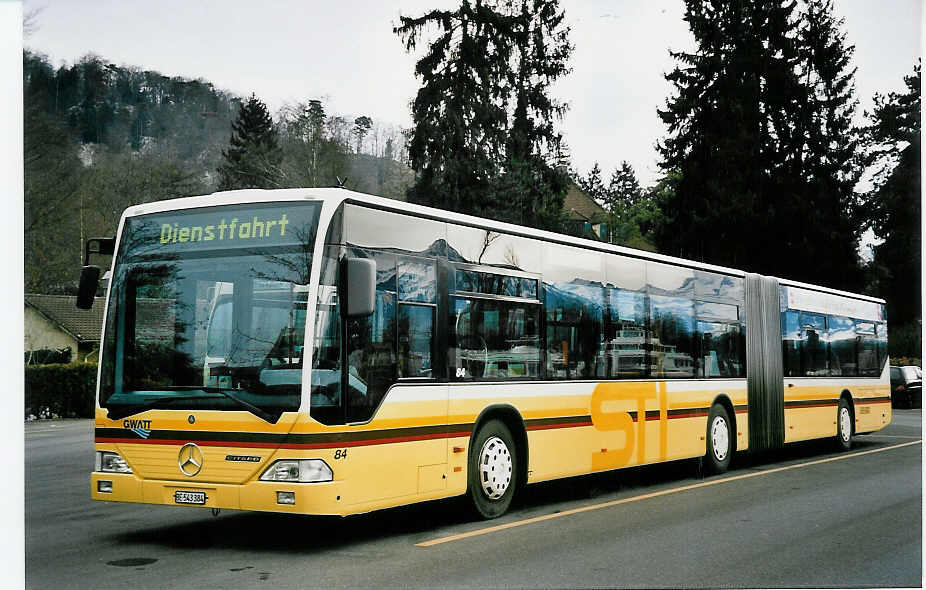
200,387,277,424
106,388,278,423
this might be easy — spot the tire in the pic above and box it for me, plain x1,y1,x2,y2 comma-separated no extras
704,404,732,474
468,419,517,519
835,398,853,451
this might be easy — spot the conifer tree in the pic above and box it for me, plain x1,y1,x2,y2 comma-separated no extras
658,0,801,271
497,0,572,230
862,62,921,325
353,116,372,154
605,162,657,248
657,0,863,290
217,94,282,190
786,0,863,290
578,162,605,202
396,0,571,229
395,0,511,217
606,161,642,211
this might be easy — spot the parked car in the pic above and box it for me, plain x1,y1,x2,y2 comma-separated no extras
890,365,922,409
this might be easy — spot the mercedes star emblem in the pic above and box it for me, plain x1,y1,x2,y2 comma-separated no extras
178,442,204,477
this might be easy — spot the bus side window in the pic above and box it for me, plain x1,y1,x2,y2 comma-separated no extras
311,247,344,425
345,250,398,423
827,315,857,377
800,312,827,376
856,320,879,377
397,256,437,379
781,310,800,377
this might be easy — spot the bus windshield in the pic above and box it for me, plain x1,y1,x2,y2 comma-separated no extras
99,201,321,422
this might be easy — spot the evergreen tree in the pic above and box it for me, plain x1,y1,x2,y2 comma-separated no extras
395,0,509,217
217,94,282,190
353,116,372,154
497,0,572,230
305,99,327,185
862,61,921,327
606,161,642,211
578,162,605,202
606,162,659,249
396,0,571,229
657,0,801,272
786,0,863,290
657,0,863,290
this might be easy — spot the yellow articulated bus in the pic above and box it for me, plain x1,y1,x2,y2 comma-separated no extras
80,188,891,519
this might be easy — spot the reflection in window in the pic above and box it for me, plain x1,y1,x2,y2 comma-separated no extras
346,291,396,423
856,321,879,377
455,268,538,299
605,256,645,292
344,204,446,255
445,225,542,272
781,310,801,377
647,262,694,296
399,304,433,378
451,297,540,380
604,288,648,378
827,315,857,376
696,301,739,321
697,322,744,377
801,313,827,376
545,281,604,379
398,258,437,303
876,322,888,373
544,245,604,379
650,295,695,378
311,247,342,425
695,271,745,301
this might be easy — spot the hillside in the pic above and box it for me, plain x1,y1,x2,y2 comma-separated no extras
23,50,413,293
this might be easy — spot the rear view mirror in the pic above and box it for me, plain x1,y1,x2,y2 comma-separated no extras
77,266,101,310
77,236,116,310
340,257,376,318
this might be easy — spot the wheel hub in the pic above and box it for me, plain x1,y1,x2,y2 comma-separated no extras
839,407,851,442
479,436,512,500
711,416,729,462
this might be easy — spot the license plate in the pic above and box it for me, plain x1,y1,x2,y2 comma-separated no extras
174,490,207,505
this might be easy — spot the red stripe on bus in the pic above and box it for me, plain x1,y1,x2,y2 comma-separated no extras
784,402,838,409
667,411,709,419
95,431,473,449
526,421,594,431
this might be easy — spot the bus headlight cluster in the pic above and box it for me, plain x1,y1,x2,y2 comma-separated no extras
259,459,332,483
95,451,132,474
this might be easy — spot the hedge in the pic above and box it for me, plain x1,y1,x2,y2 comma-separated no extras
25,347,72,365
25,362,98,419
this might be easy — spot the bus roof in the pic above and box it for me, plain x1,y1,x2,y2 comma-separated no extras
122,187,886,305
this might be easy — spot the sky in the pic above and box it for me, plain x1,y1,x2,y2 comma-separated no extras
22,0,922,186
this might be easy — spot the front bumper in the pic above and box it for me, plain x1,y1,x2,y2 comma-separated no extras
90,471,345,515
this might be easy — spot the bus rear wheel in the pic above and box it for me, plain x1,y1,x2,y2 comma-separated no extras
468,419,517,519
836,398,853,451
704,404,732,474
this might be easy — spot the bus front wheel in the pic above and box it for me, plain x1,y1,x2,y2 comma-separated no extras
468,419,517,519
704,404,732,474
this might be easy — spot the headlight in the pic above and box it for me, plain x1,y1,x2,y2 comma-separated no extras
260,459,332,483
95,451,132,474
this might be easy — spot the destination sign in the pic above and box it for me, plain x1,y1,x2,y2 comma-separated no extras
121,202,321,257
159,213,290,244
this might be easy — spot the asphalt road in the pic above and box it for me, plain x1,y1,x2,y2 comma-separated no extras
26,411,922,589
